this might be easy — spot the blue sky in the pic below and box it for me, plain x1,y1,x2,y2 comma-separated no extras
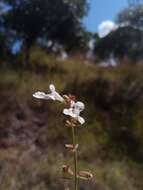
84,0,128,32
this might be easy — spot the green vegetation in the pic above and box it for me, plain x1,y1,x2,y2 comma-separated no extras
0,49,143,189
3,0,89,65
94,26,143,61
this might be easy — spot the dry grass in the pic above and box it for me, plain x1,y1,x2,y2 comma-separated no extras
0,49,143,189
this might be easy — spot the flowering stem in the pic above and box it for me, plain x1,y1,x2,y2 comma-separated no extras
72,126,78,190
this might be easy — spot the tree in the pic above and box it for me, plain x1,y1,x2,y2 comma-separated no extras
94,26,143,61
94,3,143,62
117,4,143,30
3,0,88,65
0,2,11,61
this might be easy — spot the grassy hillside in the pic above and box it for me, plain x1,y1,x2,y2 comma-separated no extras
0,49,143,190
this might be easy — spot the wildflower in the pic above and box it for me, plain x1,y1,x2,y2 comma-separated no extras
33,83,93,190
33,84,64,102
63,101,85,125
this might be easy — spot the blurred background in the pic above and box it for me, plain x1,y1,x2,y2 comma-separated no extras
0,0,143,189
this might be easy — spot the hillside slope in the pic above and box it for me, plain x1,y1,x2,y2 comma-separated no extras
0,52,143,190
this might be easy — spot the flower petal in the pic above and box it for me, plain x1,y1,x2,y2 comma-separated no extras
63,108,73,116
33,92,51,100
63,109,78,118
74,101,85,112
49,84,56,92
47,94,56,100
53,91,64,102
78,116,85,125
63,108,85,125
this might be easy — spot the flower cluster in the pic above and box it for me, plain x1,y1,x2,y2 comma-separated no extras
33,84,85,125
33,84,93,189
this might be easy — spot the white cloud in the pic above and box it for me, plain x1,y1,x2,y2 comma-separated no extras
98,20,118,38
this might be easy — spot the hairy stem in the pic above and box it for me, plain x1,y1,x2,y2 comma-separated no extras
72,127,78,190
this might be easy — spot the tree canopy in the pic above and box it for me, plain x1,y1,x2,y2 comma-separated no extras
3,0,88,49
93,4,143,61
1,0,89,64
94,26,143,61
117,4,143,30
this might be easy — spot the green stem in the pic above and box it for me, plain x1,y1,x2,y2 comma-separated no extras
72,127,78,190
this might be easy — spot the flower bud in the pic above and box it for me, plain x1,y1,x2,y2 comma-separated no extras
78,171,93,180
62,165,74,176
65,144,79,152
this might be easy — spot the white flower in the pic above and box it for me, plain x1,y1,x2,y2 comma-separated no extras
63,101,85,125
33,84,64,102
